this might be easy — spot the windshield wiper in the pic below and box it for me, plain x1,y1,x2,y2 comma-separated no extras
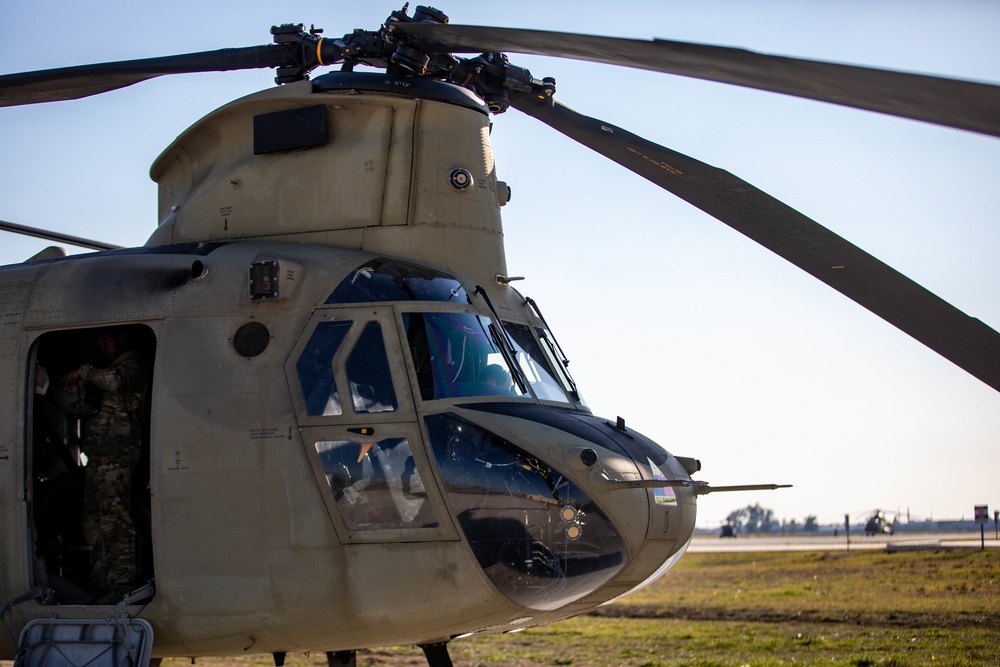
474,286,528,395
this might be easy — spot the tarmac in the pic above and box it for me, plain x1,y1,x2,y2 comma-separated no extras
689,531,1000,552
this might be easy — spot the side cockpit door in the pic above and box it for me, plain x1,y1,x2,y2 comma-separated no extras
26,324,157,605
285,307,457,544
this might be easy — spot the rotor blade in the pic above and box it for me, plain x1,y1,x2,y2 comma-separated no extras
396,24,1000,138
0,219,120,251
0,46,287,107
510,93,1000,392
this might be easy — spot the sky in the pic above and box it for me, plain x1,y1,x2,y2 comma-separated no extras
1,1,998,529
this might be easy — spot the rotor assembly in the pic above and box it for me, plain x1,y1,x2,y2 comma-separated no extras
2,3,998,390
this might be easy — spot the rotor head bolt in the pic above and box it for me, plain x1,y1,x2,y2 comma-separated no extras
449,167,474,190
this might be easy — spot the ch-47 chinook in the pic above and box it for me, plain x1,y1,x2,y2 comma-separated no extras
1,5,999,667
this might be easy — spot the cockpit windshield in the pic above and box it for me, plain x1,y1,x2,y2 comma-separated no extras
404,312,527,401
503,321,572,403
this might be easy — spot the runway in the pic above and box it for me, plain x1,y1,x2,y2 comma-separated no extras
688,531,1000,552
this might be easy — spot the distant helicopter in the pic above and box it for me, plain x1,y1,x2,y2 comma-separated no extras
863,510,898,536
1,5,998,667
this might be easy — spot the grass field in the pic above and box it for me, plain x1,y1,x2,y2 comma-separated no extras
7,547,999,666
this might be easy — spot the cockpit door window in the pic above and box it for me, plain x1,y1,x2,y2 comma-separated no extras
300,423,458,544
315,437,434,530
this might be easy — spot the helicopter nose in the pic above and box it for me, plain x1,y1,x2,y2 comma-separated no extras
423,407,697,611
563,414,699,595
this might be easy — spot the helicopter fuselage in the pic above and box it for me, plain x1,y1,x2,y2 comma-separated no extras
0,75,696,659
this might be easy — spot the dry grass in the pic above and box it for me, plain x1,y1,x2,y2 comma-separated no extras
609,548,1000,625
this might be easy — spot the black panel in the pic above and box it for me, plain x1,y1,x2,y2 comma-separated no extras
249,260,280,301
312,72,489,115
253,105,327,155
459,403,670,466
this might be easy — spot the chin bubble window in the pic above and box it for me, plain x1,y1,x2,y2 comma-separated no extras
424,413,627,610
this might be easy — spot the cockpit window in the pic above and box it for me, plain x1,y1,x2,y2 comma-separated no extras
296,321,352,416
327,258,468,304
315,438,439,530
403,312,527,401
518,296,584,404
346,322,397,414
425,412,626,610
296,320,399,416
534,326,582,403
503,321,571,403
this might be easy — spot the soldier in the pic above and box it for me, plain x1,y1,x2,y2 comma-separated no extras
63,328,148,604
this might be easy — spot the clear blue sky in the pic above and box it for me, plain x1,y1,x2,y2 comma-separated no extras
1,1,998,528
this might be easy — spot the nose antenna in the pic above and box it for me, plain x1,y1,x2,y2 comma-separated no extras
601,477,791,495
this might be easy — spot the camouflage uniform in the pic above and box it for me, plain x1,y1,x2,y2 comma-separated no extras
78,350,148,600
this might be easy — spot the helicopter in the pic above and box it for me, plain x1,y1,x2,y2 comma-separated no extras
862,510,898,537
4,3,999,528
1,3,999,667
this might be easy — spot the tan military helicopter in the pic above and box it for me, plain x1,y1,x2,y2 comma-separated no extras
1,5,999,667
